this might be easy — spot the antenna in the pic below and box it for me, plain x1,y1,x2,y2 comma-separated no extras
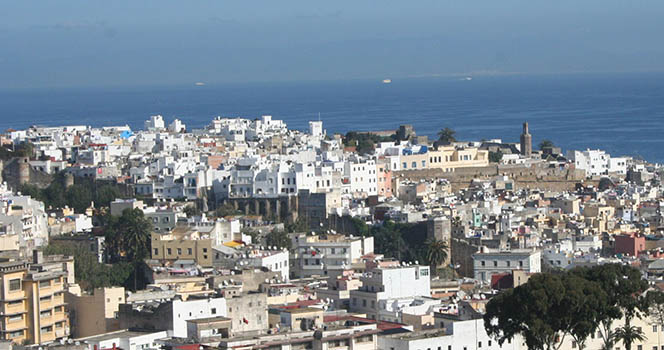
318,112,321,121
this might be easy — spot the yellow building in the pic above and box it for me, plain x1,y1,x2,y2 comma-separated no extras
399,146,488,172
0,261,30,344
426,146,489,172
0,258,70,345
151,229,213,267
65,287,125,338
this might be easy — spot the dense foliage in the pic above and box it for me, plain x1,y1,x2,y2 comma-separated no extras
484,264,650,350
43,243,133,291
369,220,428,263
102,208,153,290
19,174,123,212
343,132,396,155
0,143,33,160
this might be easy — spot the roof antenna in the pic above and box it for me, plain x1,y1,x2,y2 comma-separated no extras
318,112,321,121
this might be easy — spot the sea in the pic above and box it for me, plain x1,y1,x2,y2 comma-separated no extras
1,72,664,163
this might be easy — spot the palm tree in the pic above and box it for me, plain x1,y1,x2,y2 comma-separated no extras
437,128,457,144
613,323,646,350
425,239,449,276
538,139,554,150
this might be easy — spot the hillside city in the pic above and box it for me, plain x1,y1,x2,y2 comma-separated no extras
1,115,663,350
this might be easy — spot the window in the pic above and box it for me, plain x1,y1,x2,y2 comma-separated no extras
8,315,22,322
167,248,172,255
363,299,367,307
507,261,511,267
478,341,482,348
481,261,485,267
9,330,23,338
655,325,658,332
493,261,498,267
177,248,182,255
519,261,524,267
154,248,158,255
412,162,417,168
203,248,208,253
9,278,21,291
188,248,193,255
211,308,217,314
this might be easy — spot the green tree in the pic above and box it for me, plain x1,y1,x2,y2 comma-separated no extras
561,273,609,350
265,229,291,250
66,184,93,213
43,244,132,291
350,217,369,237
647,291,664,349
183,205,201,217
286,216,309,233
43,182,67,209
94,184,121,208
485,272,608,350
437,127,457,144
485,273,567,350
425,239,449,276
489,151,503,163
103,208,153,290
613,324,645,350
572,264,649,350
215,203,240,217
539,139,554,150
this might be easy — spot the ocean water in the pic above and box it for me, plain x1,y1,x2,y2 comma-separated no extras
1,72,664,163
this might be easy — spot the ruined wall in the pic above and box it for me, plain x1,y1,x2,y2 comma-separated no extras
394,163,593,192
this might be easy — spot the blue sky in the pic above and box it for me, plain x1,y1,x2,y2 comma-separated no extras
2,1,664,88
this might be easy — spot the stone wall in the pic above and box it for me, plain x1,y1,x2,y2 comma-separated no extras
394,162,595,192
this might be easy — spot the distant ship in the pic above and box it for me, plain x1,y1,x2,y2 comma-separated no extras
382,79,392,84
194,82,206,86
462,77,472,81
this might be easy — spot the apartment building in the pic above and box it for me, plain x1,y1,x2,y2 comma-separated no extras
349,264,431,322
151,229,213,267
0,256,70,345
290,234,374,278
472,248,541,284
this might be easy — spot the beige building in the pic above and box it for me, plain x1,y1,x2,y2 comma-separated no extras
150,229,213,267
65,287,125,338
398,146,489,173
0,257,70,345
426,146,489,172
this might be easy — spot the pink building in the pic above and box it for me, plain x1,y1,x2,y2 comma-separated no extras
376,161,393,197
615,233,646,256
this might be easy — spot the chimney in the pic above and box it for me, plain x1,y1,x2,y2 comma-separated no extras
33,250,43,264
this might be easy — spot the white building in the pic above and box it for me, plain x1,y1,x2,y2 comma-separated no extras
81,330,169,350
0,192,49,255
238,249,290,281
169,119,186,133
379,319,524,350
291,234,374,278
145,115,166,131
349,265,431,322
171,297,227,338
472,248,541,284
567,149,628,177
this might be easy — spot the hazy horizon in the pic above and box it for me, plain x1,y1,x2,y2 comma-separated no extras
3,1,664,89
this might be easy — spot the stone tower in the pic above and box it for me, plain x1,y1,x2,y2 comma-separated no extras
520,122,532,156
18,157,30,185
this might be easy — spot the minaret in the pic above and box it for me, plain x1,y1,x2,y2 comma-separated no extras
520,122,532,156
